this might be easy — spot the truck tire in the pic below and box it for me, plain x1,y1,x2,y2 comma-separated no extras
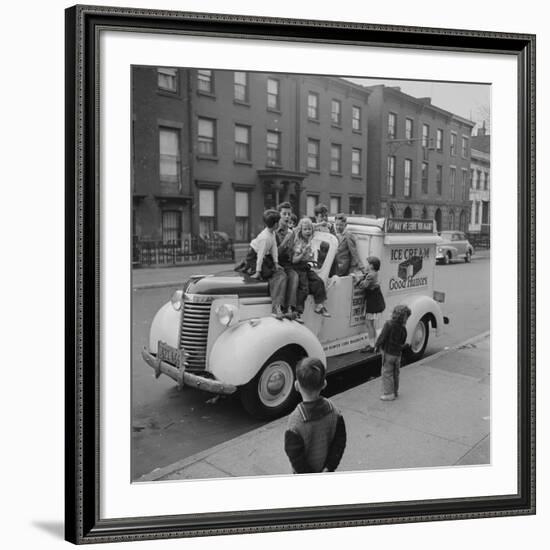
240,350,300,419
443,252,451,265
465,250,472,263
403,316,430,363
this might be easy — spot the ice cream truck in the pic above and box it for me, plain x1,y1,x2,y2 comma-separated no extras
142,217,449,419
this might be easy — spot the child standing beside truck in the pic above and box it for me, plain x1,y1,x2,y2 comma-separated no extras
375,304,412,401
359,256,386,353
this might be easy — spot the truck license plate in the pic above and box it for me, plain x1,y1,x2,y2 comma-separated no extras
158,341,185,368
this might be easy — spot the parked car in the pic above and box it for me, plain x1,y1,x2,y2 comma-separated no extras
142,217,449,419
436,231,474,264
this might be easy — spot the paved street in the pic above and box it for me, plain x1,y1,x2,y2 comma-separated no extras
132,252,490,479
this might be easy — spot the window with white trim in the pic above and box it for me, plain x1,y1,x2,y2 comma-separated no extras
197,69,213,93
235,191,250,242
199,189,216,235
159,127,180,184
158,68,177,92
351,148,361,176
387,156,396,196
198,118,216,156
404,159,412,197
234,125,251,161
234,72,248,102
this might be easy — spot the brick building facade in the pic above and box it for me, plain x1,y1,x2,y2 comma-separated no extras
132,67,371,245
468,125,491,234
365,85,475,232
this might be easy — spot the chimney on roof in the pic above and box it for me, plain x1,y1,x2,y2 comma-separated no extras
418,97,431,105
390,86,401,92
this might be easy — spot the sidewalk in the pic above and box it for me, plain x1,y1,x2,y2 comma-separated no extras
139,332,490,482
133,249,491,290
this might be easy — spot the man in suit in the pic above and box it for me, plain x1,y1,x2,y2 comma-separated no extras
330,213,366,277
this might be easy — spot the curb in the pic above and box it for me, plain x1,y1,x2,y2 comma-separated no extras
137,330,490,483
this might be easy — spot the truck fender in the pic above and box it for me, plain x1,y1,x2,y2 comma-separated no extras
208,317,326,387
398,294,445,339
148,301,181,353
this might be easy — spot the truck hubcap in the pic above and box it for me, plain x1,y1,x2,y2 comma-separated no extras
258,360,293,407
411,321,426,353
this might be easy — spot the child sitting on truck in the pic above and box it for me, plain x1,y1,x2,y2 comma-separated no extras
284,357,347,474
292,217,331,319
236,209,287,319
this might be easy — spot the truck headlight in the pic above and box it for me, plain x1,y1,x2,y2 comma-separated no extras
437,247,443,253
170,290,184,311
216,304,238,327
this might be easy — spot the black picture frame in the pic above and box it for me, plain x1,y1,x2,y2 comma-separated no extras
65,4,536,544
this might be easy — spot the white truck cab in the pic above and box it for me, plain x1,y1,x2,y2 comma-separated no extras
142,217,449,418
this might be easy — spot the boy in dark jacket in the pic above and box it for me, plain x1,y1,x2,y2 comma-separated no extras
375,305,412,401
284,358,346,474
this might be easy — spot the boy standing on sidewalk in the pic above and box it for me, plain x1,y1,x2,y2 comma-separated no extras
375,304,412,401
284,358,346,474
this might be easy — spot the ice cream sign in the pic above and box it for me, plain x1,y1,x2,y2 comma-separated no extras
388,246,430,292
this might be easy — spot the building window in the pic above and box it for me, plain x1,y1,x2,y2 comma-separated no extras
405,118,414,140
485,172,489,190
421,206,428,220
403,206,412,219
199,188,216,235
450,132,457,156
331,99,342,125
351,148,361,176
352,106,362,131
404,159,412,197
462,169,469,200
158,67,177,92
330,144,342,173
162,210,181,244
197,69,213,93
306,195,318,218
308,92,319,120
436,165,443,195
471,169,476,189
267,78,280,110
235,191,250,241
267,131,281,166
421,161,429,194
387,156,396,196
462,136,469,158
159,127,181,184
436,129,443,152
475,201,480,224
422,124,430,147
234,125,251,161
330,196,341,214
449,167,456,200
349,196,363,215
388,113,397,139
198,118,216,156
307,139,320,170
234,71,248,102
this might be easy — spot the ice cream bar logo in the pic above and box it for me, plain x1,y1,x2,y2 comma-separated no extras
398,256,423,280
388,255,429,291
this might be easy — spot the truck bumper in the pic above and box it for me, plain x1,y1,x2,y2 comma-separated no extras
141,348,237,395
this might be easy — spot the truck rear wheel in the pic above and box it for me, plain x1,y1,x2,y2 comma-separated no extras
240,350,299,419
404,316,430,363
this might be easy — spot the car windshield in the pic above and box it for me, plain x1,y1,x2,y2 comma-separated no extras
440,231,454,239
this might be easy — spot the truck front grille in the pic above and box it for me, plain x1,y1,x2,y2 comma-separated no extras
179,299,211,371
